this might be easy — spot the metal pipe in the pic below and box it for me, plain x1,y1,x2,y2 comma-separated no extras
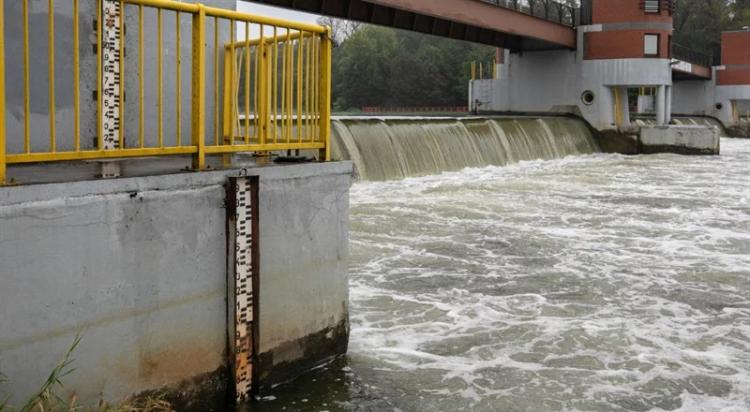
272,26,278,144
0,0,6,184
73,0,80,150
176,11,181,146
157,8,163,147
139,4,144,148
191,4,206,169
244,21,250,144
213,16,219,145
23,0,30,153
48,0,56,152
119,0,125,148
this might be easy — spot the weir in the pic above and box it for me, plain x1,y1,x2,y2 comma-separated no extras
331,116,600,181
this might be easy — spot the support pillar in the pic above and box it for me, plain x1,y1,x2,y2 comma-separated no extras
495,48,504,80
617,87,630,127
656,85,666,125
665,85,672,124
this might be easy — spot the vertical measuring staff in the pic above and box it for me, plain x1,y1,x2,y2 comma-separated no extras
101,0,122,150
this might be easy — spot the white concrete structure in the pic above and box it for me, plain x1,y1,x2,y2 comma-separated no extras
672,77,750,134
470,39,673,132
640,125,720,154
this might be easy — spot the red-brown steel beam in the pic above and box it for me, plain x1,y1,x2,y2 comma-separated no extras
365,0,576,49
249,0,574,50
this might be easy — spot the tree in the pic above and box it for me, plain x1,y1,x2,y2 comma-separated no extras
316,16,361,47
330,25,495,111
673,0,731,57
729,0,750,28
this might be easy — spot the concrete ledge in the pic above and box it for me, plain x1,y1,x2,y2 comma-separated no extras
640,125,720,155
0,161,354,206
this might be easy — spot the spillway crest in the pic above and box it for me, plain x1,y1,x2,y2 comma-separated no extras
331,117,600,181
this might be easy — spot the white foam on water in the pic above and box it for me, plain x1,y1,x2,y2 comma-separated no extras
347,139,750,411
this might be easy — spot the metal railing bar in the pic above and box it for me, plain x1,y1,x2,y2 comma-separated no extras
138,4,145,148
23,0,30,153
119,0,126,148
48,0,56,152
244,21,250,144
213,16,219,145
73,0,80,151
175,11,181,146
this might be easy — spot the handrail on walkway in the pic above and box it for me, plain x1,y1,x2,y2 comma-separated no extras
479,0,578,27
0,0,333,185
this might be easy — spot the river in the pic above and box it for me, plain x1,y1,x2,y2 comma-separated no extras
255,137,750,412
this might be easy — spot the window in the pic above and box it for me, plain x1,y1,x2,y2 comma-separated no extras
643,0,660,13
644,34,660,57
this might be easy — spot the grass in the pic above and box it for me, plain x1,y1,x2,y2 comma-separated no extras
0,336,174,412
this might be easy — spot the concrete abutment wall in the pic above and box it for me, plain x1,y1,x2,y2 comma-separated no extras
0,161,353,406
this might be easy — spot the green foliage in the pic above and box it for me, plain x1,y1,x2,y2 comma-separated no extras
673,0,731,56
730,0,750,28
331,25,495,111
673,0,750,57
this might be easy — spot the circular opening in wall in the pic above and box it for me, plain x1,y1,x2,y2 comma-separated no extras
715,103,723,110
581,90,595,105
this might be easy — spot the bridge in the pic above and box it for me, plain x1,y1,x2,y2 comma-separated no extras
251,0,714,79
672,43,713,80
250,0,578,50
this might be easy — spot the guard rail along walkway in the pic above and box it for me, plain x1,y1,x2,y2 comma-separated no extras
0,0,333,185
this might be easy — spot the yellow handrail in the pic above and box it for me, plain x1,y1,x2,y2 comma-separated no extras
0,0,333,185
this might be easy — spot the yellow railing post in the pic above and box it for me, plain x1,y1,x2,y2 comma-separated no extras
258,41,269,146
0,0,5,184
319,30,332,161
191,4,206,170
222,45,232,139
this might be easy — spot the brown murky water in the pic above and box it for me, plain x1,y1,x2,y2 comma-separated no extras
255,138,750,411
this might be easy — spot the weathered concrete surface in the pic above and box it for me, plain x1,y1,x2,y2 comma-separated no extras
595,129,639,154
0,161,353,406
470,48,673,131
727,121,750,138
640,125,720,155
255,167,351,392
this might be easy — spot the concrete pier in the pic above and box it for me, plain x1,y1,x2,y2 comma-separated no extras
0,161,353,407
640,125,720,155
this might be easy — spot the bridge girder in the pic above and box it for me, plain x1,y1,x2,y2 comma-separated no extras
247,0,576,51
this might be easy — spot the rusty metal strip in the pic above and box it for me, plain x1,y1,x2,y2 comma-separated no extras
228,176,259,402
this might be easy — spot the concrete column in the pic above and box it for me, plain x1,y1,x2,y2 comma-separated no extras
656,85,667,125
495,48,504,79
617,87,631,126
665,86,672,124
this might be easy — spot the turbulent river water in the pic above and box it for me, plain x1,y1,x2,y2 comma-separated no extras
256,137,750,412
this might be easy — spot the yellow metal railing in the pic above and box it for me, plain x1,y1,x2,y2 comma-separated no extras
470,60,498,81
0,0,333,185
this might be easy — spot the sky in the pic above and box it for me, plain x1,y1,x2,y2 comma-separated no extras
236,1,324,38
237,1,321,25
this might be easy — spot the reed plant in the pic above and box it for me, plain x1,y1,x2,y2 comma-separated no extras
0,336,173,412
